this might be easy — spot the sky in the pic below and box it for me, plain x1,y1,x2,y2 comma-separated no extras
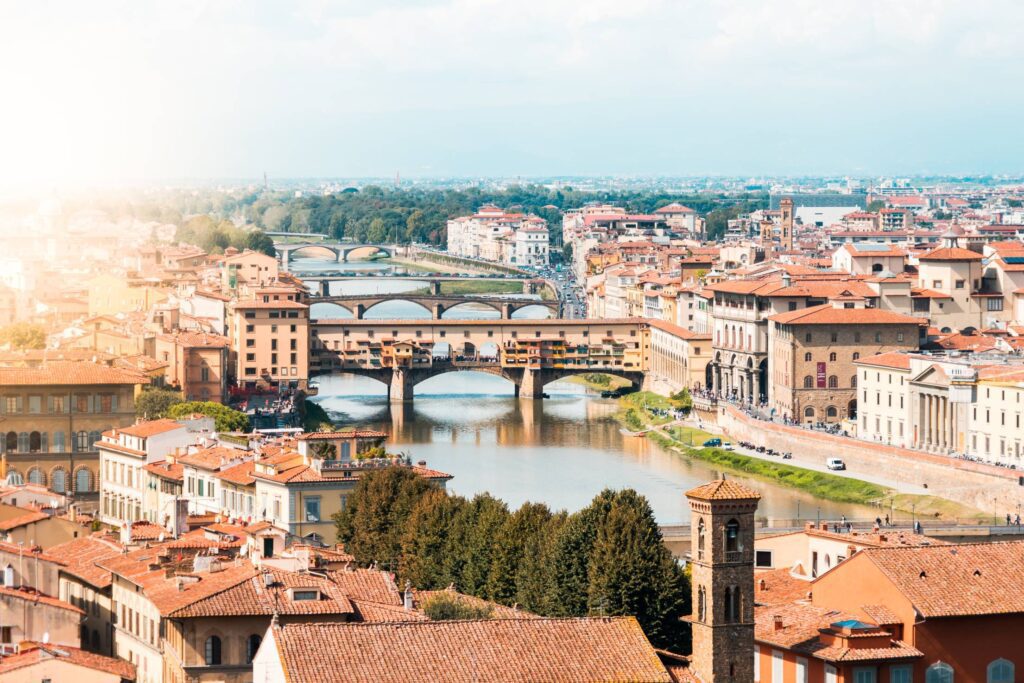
1,0,1022,185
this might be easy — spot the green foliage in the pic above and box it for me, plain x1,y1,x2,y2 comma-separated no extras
135,387,184,419
338,473,688,650
174,215,268,255
302,400,334,432
421,592,494,621
703,200,763,241
866,199,886,212
334,466,433,569
0,322,46,350
583,373,611,386
166,401,250,432
246,229,277,256
670,388,693,412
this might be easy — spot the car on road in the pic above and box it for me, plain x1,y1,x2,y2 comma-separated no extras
703,438,722,447
722,442,734,451
826,458,846,471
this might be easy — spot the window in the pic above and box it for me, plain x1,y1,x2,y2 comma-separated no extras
805,333,812,342
772,651,784,682
51,469,66,494
304,496,321,522
804,406,815,417
755,550,773,568
831,332,838,342
988,659,1014,683
247,634,262,664
829,352,837,362
853,668,876,683
754,645,760,682
825,665,838,683
828,375,838,388
874,332,882,343
926,662,953,683
804,352,812,362
889,666,912,683
955,279,965,289
204,635,222,665
292,590,319,601
724,519,740,553
75,468,92,492
796,658,808,683
988,298,1004,311
853,352,860,360
803,376,814,388
697,518,705,559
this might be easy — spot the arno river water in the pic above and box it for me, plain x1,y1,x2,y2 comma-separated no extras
297,256,874,524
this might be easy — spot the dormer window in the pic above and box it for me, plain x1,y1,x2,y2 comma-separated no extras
291,589,319,601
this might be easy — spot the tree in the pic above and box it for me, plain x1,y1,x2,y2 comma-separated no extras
421,592,494,621
670,388,693,413
486,502,552,603
400,489,467,589
514,511,567,614
136,388,183,419
444,494,509,596
166,401,249,432
334,467,433,569
247,229,276,256
0,322,46,350
586,490,689,650
544,489,617,616
866,199,886,212
367,217,388,243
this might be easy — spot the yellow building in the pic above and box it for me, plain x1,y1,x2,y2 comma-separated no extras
86,273,169,317
229,285,310,390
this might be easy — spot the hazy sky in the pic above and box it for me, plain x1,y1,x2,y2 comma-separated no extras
2,0,1022,185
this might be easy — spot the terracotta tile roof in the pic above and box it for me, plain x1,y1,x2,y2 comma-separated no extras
115,418,184,438
216,460,256,486
754,568,813,606
0,642,136,679
0,361,149,386
769,303,921,326
755,603,921,663
0,585,84,614
47,536,122,588
97,440,147,458
861,541,1024,618
853,351,912,370
271,617,673,683
167,566,355,618
327,569,402,606
918,246,983,261
0,540,65,565
177,445,249,471
860,604,901,626
158,330,231,348
0,510,49,531
352,599,428,622
145,460,185,481
685,478,761,501
232,299,308,309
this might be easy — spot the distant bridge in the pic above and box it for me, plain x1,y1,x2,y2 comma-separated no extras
310,318,649,401
275,242,398,270
302,276,542,299
309,293,559,319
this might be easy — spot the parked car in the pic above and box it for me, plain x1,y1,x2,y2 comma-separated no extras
722,442,734,451
703,438,722,447
826,458,846,471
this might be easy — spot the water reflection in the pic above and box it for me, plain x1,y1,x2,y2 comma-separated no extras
310,372,876,524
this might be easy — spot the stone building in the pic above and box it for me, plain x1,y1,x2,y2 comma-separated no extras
0,361,149,499
767,296,920,424
687,477,761,682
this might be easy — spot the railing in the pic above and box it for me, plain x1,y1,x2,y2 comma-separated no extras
725,550,744,563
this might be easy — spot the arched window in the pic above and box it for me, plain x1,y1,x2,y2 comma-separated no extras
3,432,14,453
27,468,45,486
852,352,860,360
2,564,13,586
804,352,812,362
926,662,954,683
5,470,23,486
697,586,706,622
697,518,706,558
829,352,837,362
205,635,222,665
828,375,838,388
826,406,839,418
851,375,857,388
803,376,814,388
17,432,29,452
75,468,92,493
988,659,1014,683
804,406,815,418
29,431,41,452
247,634,262,664
51,469,67,494
724,519,740,553
723,585,741,621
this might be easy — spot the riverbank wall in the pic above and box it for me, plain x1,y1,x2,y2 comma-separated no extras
716,403,1024,514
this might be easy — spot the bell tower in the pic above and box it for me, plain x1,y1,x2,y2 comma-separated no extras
686,478,761,682
779,197,794,251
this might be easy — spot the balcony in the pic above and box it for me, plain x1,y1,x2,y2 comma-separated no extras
725,550,744,563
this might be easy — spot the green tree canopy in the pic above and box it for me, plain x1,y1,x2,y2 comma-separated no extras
421,592,494,621
135,387,183,419
166,401,249,432
0,322,46,350
400,488,467,589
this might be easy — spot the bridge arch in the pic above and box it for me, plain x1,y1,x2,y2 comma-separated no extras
310,301,355,320
286,245,342,261
509,303,555,319
440,301,503,319
361,299,432,319
344,245,394,261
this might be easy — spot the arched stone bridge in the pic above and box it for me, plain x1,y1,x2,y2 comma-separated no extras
309,293,560,319
275,242,396,270
309,318,650,401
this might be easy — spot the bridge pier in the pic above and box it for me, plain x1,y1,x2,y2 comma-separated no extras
519,369,544,400
389,369,414,402
501,303,514,319
281,249,290,273
428,280,441,295
353,304,366,320
318,280,330,297
432,304,445,320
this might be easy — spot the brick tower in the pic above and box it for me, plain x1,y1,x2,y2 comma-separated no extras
779,198,794,251
686,478,761,682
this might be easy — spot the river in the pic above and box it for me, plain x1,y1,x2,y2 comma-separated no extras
296,256,876,524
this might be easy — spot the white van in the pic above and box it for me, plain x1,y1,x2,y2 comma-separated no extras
826,458,846,471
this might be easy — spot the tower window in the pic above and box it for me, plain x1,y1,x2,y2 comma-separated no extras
725,519,740,554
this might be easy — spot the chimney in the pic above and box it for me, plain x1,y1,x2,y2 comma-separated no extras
403,582,414,611
819,521,829,531
773,615,784,631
